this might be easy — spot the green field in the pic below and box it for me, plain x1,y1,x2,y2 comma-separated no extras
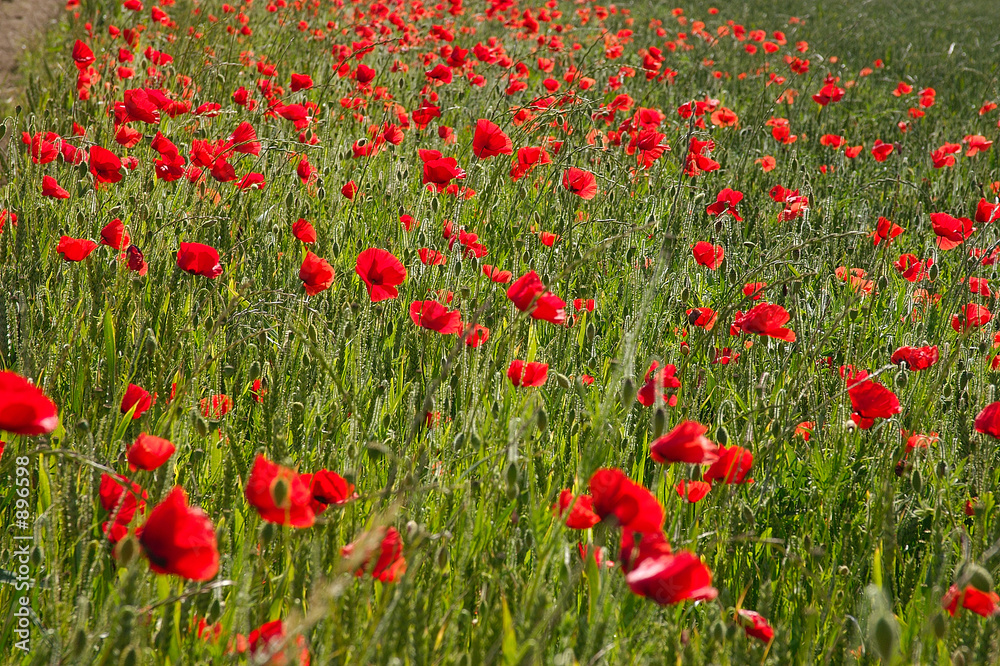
1,0,999,663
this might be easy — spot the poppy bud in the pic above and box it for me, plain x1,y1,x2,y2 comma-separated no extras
70,628,88,657
249,361,261,379
505,461,519,488
928,262,939,280
936,461,947,478
910,468,922,493
223,364,236,379
952,650,966,666
962,563,994,592
406,520,420,541
652,407,666,439
556,373,571,389
586,322,596,341
710,620,725,642
194,413,209,436
537,407,548,431
931,612,947,639
30,545,42,567
143,329,157,355
121,647,138,666
76,419,90,433
452,259,462,276
435,544,449,570
871,614,898,664
620,377,636,405
430,197,439,212
345,322,355,337
716,426,729,445
115,535,140,567
877,276,888,291
894,371,907,389
203,315,214,332
260,521,276,546
844,419,857,433
471,431,483,448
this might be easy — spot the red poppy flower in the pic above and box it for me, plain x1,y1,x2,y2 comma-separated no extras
507,360,549,387
952,303,991,332
290,72,313,91
974,402,1000,439
138,487,219,581
99,473,146,536
227,121,260,155
931,213,975,250
299,251,335,296
691,242,724,269
483,265,513,283
650,420,719,464
893,254,930,282
0,371,59,435
100,218,130,250
675,480,712,503
41,175,70,199
509,146,551,180
890,345,939,371
121,383,153,419
555,490,601,529
127,433,176,471
871,140,894,162
290,218,316,244
738,610,775,642
588,467,664,533
942,585,1000,618
872,216,904,245
422,156,466,191
562,167,597,199
340,180,358,199
89,145,123,184
342,526,407,582
176,242,223,278
686,307,717,330
743,282,766,300
418,248,447,266
248,619,311,666
244,455,316,528
72,40,95,69
302,469,357,514
848,378,901,429
624,549,718,605
506,271,567,324
637,362,680,407
355,248,406,302
56,236,98,261
472,119,513,159
704,445,754,484
975,198,1000,224
705,188,743,221
409,300,462,334
732,303,796,342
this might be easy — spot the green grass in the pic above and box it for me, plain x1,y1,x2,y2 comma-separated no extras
1,0,999,663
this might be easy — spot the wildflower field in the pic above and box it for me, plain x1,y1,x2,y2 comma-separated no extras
2,0,1000,662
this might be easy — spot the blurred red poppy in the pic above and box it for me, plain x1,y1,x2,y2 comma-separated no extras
555,490,601,529
675,480,712,503
342,526,407,582
244,454,316,528
588,467,664,533
704,445,754,484
138,487,219,581
650,420,719,464
507,360,549,387
738,610,774,642
0,371,59,435
127,433,176,471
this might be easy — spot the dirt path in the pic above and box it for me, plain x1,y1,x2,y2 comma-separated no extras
1,0,65,106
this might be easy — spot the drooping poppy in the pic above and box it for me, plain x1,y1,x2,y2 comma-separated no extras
650,420,719,464
355,248,407,302
299,252,335,296
176,242,223,278
138,487,219,581
0,371,59,435
244,454,316,528
127,433,176,471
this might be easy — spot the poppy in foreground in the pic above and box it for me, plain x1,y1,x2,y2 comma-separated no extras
247,619,311,666
138,487,219,582
244,455,316,528
176,242,223,278
355,248,406,302
0,371,59,435
472,119,513,159
974,402,1000,439
623,548,718,606
341,526,407,582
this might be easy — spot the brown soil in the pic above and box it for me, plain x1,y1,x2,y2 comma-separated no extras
0,0,65,106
